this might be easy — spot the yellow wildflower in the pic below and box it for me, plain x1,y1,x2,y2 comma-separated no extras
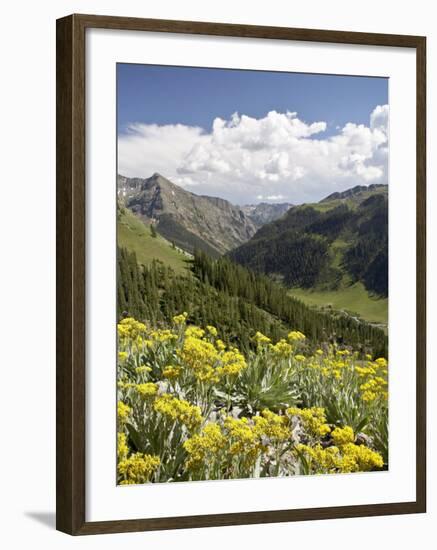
253,331,271,345
288,330,306,342
117,432,129,461
135,366,152,374
178,336,219,382
337,443,384,472
253,410,290,442
331,426,355,446
270,339,293,357
215,339,226,351
135,382,158,398
118,452,160,484
185,326,205,339
224,417,262,463
172,312,188,325
154,394,203,430
150,329,177,343
217,349,247,377
117,401,131,423
184,423,226,470
287,407,330,438
163,366,182,379
206,325,218,337
117,317,147,339
362,390,377,402
296,443,339,473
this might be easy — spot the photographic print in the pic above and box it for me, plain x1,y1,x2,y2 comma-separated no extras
116,64,389,485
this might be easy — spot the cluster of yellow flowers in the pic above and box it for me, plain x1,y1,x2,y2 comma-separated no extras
287,331,306,342
269,339,293,357
254,329,306,350
117,432,129,461
253,410,291,442
297,433,384,474
149,328,177,343
184,424,226,471
153,394,203,430
178,336,220,382
135,365,152,375
178,333,247,383
224,416,264,465
172,312,188,326
117,432,161,484
117,315,387,484
163,365,182,380
287,407,331,438
184,409,291,474
355,357,388,402
254,331,272,346
216,349,247,377
118,452,161,484
117,400,131,423
117,317,147,339
331,425,355,445
289,345,389,402
135,382,158,398
206,325,218,337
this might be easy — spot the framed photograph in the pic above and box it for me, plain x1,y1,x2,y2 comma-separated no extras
56,14,426,535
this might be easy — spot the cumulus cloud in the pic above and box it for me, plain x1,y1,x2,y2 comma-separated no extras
118,123,204,179
118,106,388,204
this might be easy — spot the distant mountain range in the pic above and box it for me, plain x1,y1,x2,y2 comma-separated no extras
241,202,293,227
229,185,388,297
118,174,291,256
118,174,388,297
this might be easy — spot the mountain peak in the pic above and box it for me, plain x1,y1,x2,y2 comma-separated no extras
150,172,166,181
320,184,388,204
148,172,173,186
241,202,293,227
118,173,257,256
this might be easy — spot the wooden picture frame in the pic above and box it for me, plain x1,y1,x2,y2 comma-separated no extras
56,13,426,535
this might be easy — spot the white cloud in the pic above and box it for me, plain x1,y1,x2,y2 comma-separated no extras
370,104,389,132
118,106,388,204
118,123,204,179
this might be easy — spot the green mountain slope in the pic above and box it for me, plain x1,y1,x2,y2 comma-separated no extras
117,247,388,358
117,205,189,274
229,185,388,299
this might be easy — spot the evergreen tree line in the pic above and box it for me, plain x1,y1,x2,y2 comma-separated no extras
230,231,331,288
229,196,389,297
342,196,388,297
117,247,288,352
192,251,387,357
117,246,387,357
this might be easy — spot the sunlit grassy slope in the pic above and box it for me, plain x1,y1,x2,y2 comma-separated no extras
289,283,388,326
117,207,189,274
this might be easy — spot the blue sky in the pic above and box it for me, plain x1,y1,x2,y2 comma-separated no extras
117,64,389,205
117,64,387,137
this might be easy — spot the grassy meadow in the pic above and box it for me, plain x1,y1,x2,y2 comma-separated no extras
117,206,189,274
289,283,388,326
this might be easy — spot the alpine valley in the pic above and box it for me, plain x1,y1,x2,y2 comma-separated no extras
117,173,388,357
